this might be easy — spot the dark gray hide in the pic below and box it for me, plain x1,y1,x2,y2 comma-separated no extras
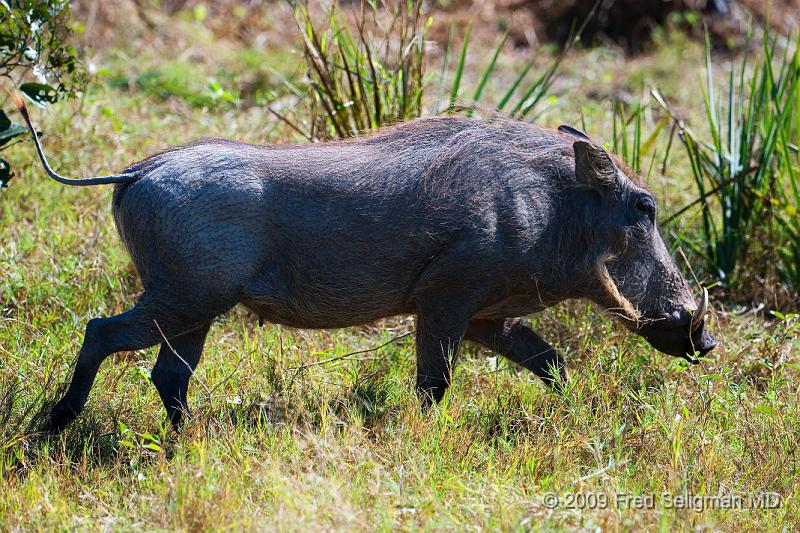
42,116,716,431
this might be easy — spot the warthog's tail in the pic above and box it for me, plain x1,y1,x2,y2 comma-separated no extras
11,91,138,186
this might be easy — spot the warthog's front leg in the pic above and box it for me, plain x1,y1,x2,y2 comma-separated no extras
151,322,211,428
414,307,470,404
465,318,566,389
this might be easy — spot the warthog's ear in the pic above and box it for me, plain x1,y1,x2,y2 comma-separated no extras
573,141,619,193
558,124,591,141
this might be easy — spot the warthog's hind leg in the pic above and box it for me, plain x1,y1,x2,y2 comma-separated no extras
44,295,213,434
151,322,211,428
465,318,566,389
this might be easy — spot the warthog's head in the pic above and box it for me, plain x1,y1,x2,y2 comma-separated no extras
559,127,717,362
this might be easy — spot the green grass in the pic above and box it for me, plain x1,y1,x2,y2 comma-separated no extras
287,0,571,139
1,15,799,531
654,32,800,300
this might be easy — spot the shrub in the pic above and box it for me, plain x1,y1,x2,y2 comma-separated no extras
0,0,85,188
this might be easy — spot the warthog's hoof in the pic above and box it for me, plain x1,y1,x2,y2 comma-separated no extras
416,377,449,407
42,401,78,435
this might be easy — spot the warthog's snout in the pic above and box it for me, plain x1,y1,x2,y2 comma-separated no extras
638,289,717,363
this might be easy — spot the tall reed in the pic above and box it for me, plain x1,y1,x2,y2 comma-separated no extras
284,0,577,139
657,32,800,301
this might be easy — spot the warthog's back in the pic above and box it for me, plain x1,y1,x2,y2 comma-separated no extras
111,116,574,328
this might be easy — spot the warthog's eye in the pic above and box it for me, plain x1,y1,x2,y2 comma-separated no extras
634,196,656,224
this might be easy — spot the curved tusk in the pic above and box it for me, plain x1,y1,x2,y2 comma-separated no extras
691,287,708,332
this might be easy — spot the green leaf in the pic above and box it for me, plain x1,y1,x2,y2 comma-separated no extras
140,433,159,443
0,123,26,147
0,110,10,131
470,31,507,107
0,159,11,188
753,405,777,416
20,83,59,108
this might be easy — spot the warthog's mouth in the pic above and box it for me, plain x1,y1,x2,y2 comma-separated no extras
648,324,717,364
684,323,718,363
638,318,717,364
637,288,718,362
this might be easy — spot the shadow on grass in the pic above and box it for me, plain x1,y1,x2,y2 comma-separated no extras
1,360,598,478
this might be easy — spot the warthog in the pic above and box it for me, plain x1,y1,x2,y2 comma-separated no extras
13,94,716,432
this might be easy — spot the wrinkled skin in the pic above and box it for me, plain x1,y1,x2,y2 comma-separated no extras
41,116,716,432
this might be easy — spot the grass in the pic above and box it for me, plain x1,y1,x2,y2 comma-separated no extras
287,0,574,139
655,32,800,301
1,8,799,532
289,0,429,138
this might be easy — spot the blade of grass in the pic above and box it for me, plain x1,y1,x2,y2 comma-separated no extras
467,31,508,115
448,23,471,112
